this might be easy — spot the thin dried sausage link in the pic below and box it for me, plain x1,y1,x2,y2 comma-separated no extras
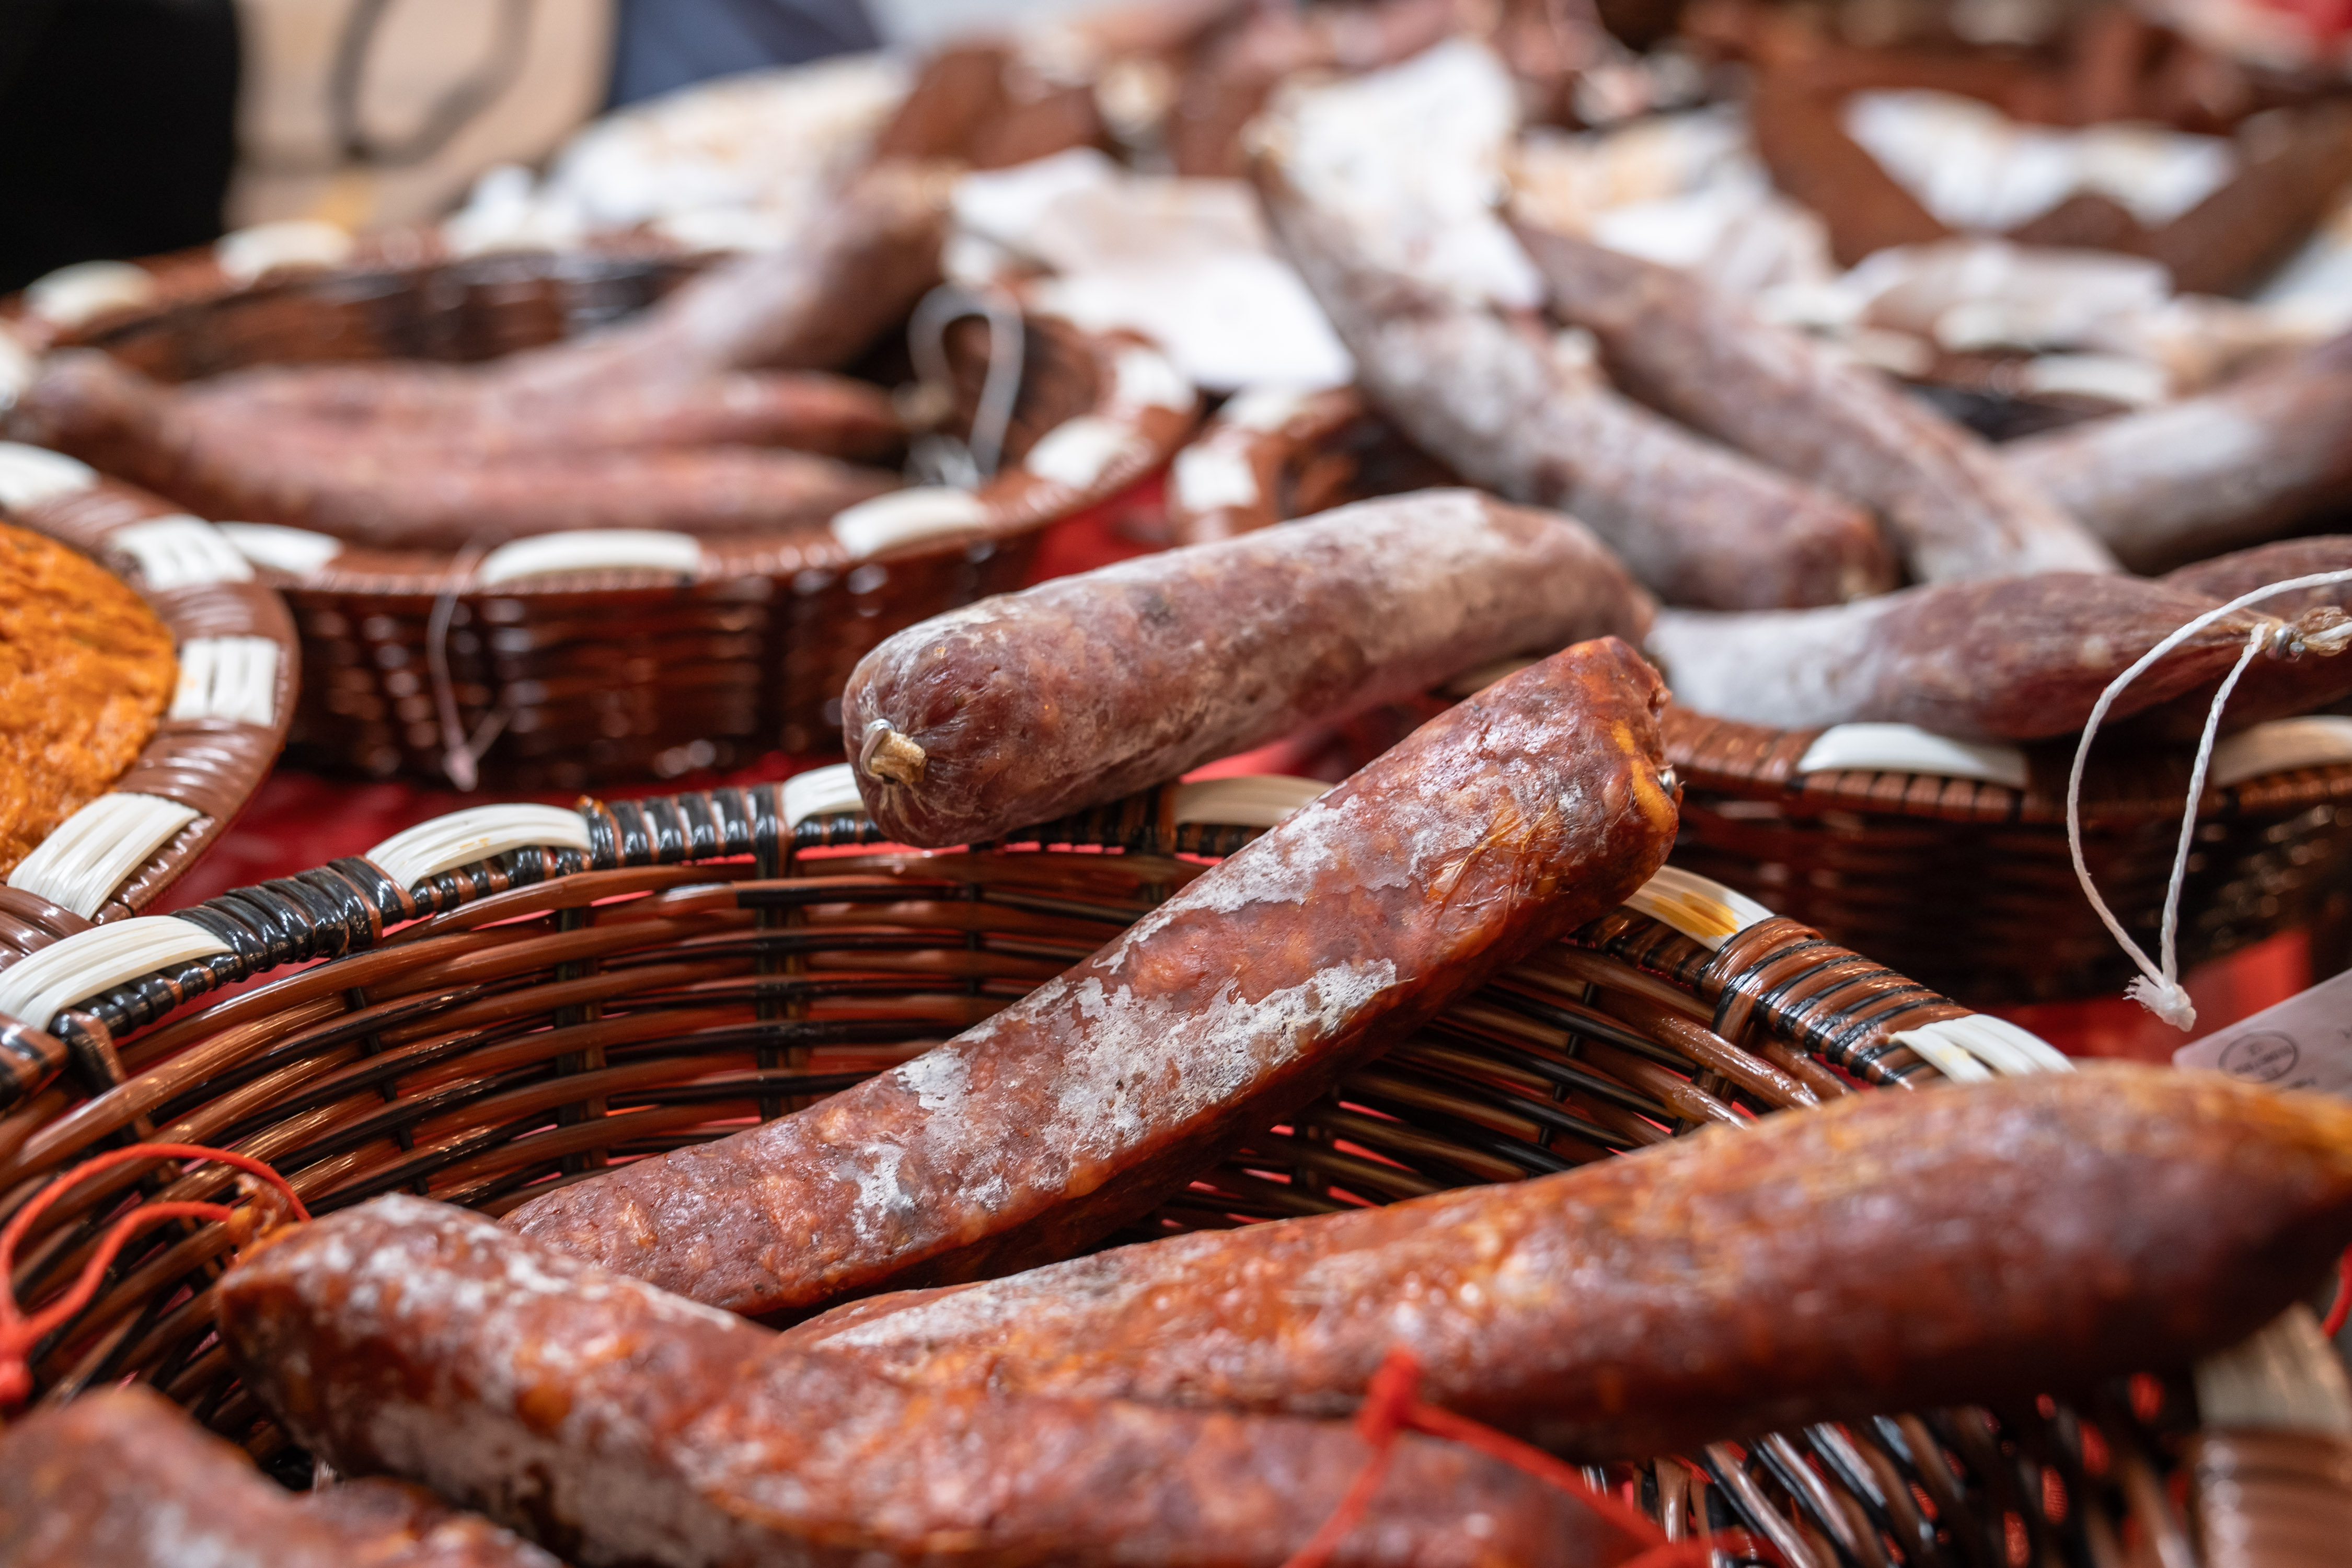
512,637,1678,1313
843,488,1655,847
221,1196,1658,1568
1259,160,1897,610
778,1067,2352,1461
1509,217,2117,583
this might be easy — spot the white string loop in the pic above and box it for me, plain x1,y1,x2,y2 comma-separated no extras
2068,568,2352,1031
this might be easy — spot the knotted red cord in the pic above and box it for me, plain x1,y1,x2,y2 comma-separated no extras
0,1143,308,1408
1279,1347,1778,1568
2322,1249,2352,1341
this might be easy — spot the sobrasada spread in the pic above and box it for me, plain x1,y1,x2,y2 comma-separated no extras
0,520,175,875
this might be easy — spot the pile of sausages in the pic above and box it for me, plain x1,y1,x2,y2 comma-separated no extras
2,165,954,552
9,1060,2346,1566
1239,92,2352,739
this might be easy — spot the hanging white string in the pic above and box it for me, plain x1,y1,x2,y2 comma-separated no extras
2068,568,2352,1030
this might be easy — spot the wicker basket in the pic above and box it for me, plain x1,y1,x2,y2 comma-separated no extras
0,775,2338,1564
0,461,295,934
1663,707,2352,1006
22,246,1198,788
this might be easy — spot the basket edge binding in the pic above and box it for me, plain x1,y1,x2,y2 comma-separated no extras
0,766,2061,1114
0,447,297,935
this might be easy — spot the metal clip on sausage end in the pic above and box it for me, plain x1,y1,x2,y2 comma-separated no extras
858,719,928,788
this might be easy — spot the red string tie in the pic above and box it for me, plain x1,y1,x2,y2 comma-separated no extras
1280,1347,1779,1568
0,1143,308,1408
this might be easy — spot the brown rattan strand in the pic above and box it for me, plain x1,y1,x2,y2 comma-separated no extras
0,783,2306,1563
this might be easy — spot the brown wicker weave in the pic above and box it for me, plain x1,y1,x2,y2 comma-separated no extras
25,247,1198,788
0,476,296,931
1664,706,2352,1006
0,781,2335,1563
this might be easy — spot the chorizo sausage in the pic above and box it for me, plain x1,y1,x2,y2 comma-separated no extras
220,1196,1657,1568
482,159,952,399
510,637,1678,1313
2004,332,2352,572
12,352,902,550
777,1066,2352,1461
1258,159,1897,610
180,368,908,461
1644,570,2324,740
0,1384,561,1568
1508,217,2120,582
842,488,1655,847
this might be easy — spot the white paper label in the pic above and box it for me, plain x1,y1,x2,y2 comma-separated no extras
2175,966,2352,1097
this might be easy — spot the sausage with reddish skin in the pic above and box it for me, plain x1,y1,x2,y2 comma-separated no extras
179,368,908,460
220,1196,1658,1568
2142,537,2352,736
0,1384,562,1568
480,160,952,400
11,352,902,550
842,488,1655,847
510,638,1678,1313
2005,332,2352,572
1644,569,2346,740
776,1067,2352,1461
1509,217,2118,582
1259,160,1897,610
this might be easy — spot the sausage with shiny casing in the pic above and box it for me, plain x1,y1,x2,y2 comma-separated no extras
0,1383,561,1568
1509,217,2118,583
1258,158,1897,611
509,637,1679,1315
218,1196,1658,1568
776,1066,2352,1461
841,488,1655,847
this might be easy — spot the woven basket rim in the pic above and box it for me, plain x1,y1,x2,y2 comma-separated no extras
1662,703,2352,825
0,492,295,927
22,246,1200,593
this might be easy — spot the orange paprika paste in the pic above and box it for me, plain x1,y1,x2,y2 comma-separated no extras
0,521,175,876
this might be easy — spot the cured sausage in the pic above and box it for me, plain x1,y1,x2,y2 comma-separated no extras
1259,160,1897,610
510,638,1678,1313
0,1384,560,1568
1644,568,2348,740
2149,536,2352,735
475,159,953,400
843,488,1655,846
777,1067,2352,1461
2005,332,2352,572
220,1195,1657,1568
12,352,903,550
1509,218,2120,582
181,368,908,461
